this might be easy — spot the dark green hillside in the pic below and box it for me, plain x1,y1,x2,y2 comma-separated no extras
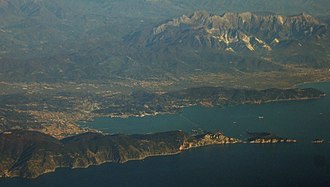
0,129,241,178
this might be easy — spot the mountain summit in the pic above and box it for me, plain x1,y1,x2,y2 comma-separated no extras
0,8,329,82
123,11,329,74
145,11,327,52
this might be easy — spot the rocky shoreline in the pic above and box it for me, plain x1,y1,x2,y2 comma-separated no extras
0,130,303,179
247,132,297,144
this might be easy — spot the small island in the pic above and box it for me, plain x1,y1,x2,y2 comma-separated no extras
247,132,297,144
312,139,326,144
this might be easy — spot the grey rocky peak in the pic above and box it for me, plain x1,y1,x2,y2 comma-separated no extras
149,11,327,52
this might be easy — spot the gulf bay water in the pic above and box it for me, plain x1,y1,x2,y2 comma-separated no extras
1,82,330,187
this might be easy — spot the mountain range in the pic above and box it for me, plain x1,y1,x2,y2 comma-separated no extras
1,1,330,180
126,11,329,74
0,0,329,82
146,11,326,52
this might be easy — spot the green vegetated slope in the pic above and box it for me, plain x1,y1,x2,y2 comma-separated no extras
0,130,241,178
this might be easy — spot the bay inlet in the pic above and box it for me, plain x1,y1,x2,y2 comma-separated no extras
1,82,330,187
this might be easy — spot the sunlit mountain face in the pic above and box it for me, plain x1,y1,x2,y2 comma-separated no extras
0,0,329,82
1,1,330,185
126,11,329,73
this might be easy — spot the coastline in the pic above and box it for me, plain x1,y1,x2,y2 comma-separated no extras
1,135,302,180
1,82,328,179
0,135,242,179
77,94,325,129
294,80,330,88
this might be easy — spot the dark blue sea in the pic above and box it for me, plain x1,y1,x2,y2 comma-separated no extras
1,82,330,187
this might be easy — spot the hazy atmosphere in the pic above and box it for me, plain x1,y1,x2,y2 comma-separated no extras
1,0,330,186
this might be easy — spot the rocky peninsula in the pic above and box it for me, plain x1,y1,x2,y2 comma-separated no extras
0,130,243,179
0,129,317,179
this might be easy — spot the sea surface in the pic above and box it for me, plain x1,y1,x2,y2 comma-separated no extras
1,82,330,187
